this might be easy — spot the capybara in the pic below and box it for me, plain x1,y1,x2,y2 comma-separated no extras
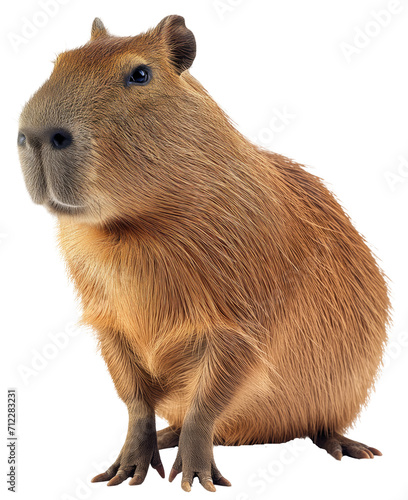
17,15,390,492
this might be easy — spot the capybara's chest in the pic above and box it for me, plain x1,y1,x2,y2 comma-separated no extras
58,222,209,379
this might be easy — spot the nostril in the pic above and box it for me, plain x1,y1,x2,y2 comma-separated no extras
50,129,72,150
17,132,26,147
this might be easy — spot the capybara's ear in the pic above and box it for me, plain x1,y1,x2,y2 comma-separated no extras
156,15,196,74
91,18,108,40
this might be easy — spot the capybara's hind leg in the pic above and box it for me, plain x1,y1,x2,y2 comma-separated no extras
313,431,382,460
157,426,180,450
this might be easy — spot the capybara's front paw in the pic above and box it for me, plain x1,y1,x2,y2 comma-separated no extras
168,424,230,492
91,423,164,486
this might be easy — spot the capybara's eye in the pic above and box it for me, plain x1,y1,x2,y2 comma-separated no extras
127,66,151,86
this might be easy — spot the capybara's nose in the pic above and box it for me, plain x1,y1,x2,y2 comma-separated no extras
49,128,73,150
17,128,73,150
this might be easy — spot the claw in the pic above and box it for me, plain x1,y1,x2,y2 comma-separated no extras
213,476,231,487
153,463,165,478
352,448,372,459
202,480,216,492
168,467,180,482
181,481,192,492
129,474,145,485
91,472,110,483
107,475,125,486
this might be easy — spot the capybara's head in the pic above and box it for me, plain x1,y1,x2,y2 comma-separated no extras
17,16,216,224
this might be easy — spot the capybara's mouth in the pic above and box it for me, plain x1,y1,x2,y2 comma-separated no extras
46,196,86,215
17,135,87,215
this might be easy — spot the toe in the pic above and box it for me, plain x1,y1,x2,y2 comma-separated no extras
198,472,216,492
107,467,133,486
168,467,181,483
368,447,382,456
211,463,231,486
130,465,149,486
343,446,372,460
153,463,165,478
107,475,125,486
202,480,216,492
326,440,343,460
91,472,112,483
129,474,144,485
356,449,371,459
181,481,192,492
181,470,194,491
213,475,231,487
91,465,118,483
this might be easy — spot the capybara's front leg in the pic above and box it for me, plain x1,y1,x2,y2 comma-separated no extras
169,411,230,491
169,328,263,491
92,399,164,485
169,412,231,491
91,331,164,486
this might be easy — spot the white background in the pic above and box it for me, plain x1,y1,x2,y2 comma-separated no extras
1,0,408,499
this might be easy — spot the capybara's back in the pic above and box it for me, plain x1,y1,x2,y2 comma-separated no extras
17,15,390,491
199,150,390,446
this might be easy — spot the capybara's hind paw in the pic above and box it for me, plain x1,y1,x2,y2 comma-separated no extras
313,431,382,460
157,426,180,450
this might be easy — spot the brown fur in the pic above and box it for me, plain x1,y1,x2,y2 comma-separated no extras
18,15,390,486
